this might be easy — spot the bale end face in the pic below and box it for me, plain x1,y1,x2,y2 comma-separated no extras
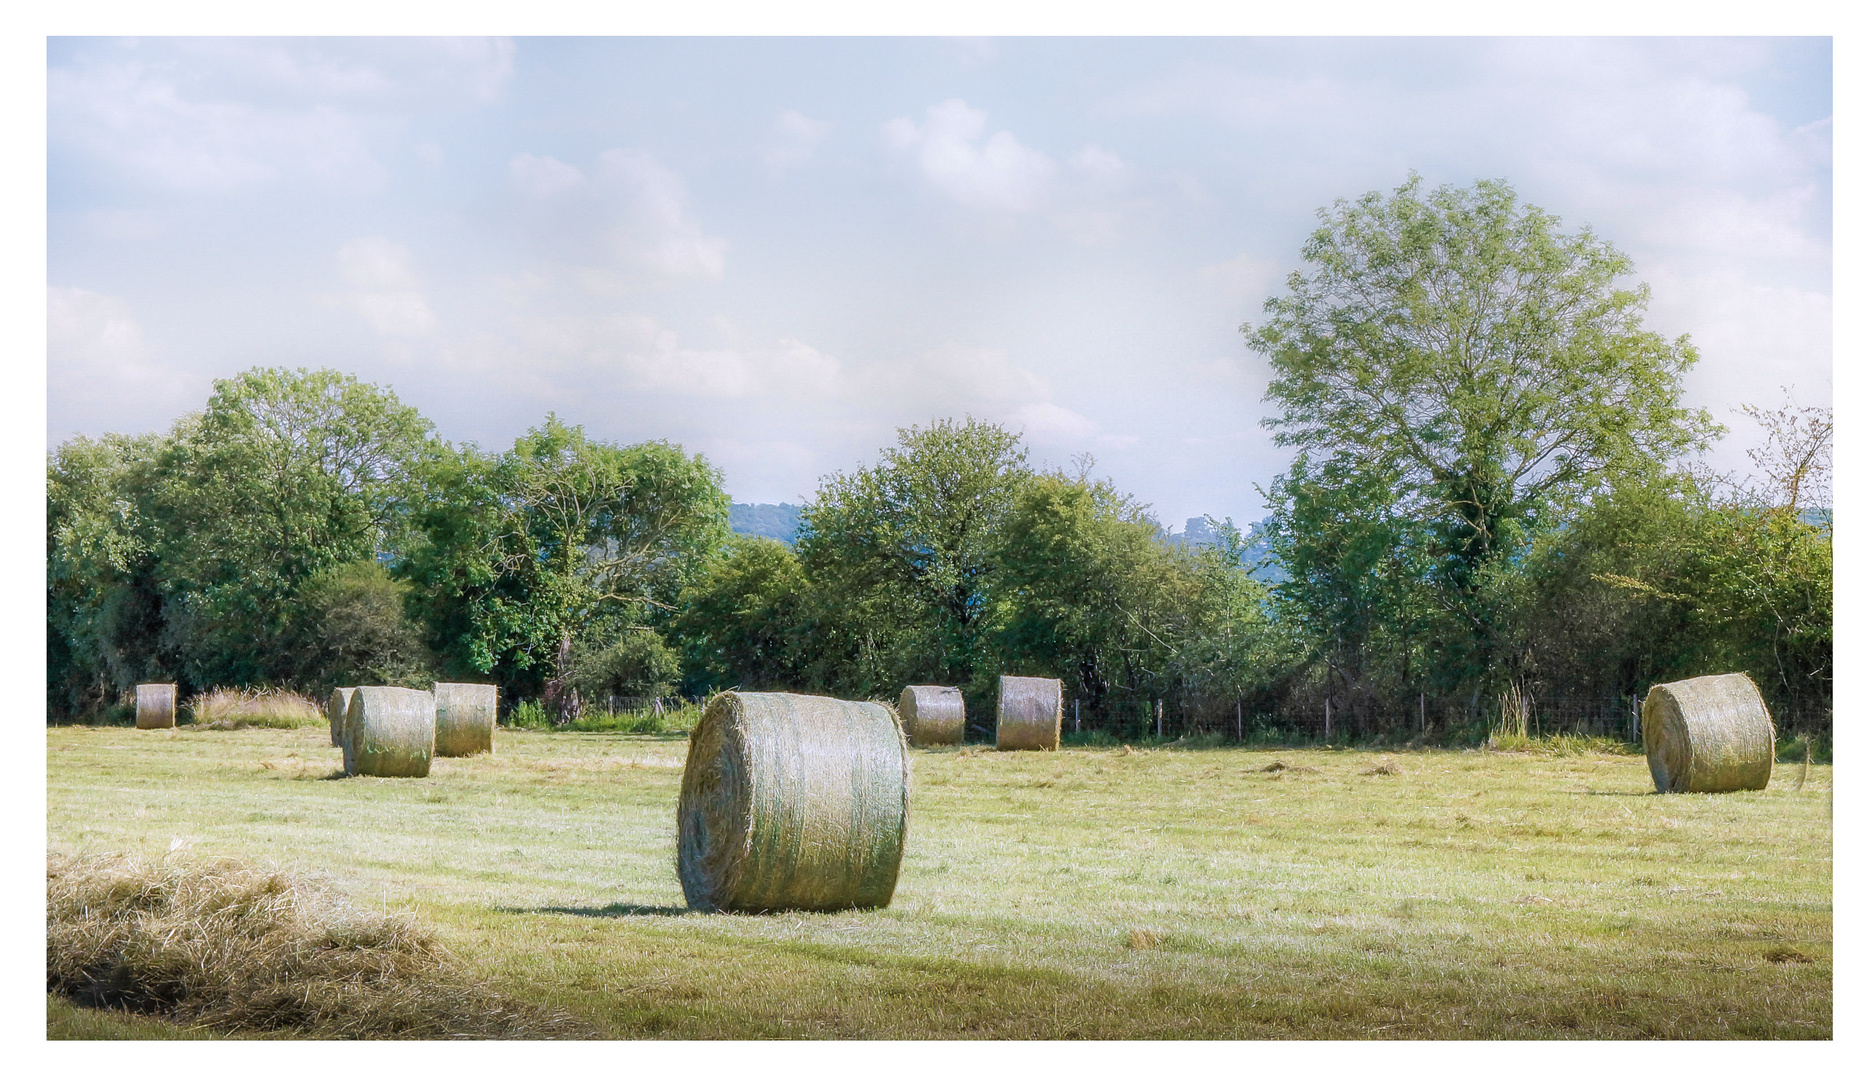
678,691,910,914
1643,672,1774,794
326,687,357,747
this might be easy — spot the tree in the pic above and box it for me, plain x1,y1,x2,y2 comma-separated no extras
672,535,810,693
1247,176,1718,704
150,367,439,689
402,416,729,719
795,418,1031,699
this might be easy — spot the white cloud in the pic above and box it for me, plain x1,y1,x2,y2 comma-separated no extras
597,150,729,280
508,153,586,199
334,238,436,337
48,38,513,194
49,287,145,374
1199,252,1287,312
47,287,204,439
884,99,1056,212
507,149,727,283
499,312,839,400
765,109,832,172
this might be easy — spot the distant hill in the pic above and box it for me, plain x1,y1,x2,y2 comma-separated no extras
1170,516,1284,584
729,503,804,544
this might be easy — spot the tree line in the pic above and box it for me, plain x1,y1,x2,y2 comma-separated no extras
47,178,1831,739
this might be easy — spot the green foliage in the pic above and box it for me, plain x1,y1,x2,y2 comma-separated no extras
572,628,682,702
796,417,1032,697
289,559,434,690
1251,177,1719,714
673,535,810,692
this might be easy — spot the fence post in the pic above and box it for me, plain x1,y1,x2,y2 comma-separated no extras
1235,699,1243,743
1072,698,1080,734
1324,696,1331,742
1153,699,1163,741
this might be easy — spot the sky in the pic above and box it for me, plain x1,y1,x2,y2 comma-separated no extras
45,36,1833,530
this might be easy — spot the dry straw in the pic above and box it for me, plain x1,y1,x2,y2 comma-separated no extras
1642,672,1775,793
327,687,356,747
996,675,1063,751
677,691,909,913
433,683,497,757
343,686,435,778
898,685,965,747
135,683,177,730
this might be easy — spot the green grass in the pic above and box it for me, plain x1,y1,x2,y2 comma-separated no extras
46,724,1831,1039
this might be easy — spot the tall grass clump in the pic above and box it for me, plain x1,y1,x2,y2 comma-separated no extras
46,851,591,1038
185,688,324,730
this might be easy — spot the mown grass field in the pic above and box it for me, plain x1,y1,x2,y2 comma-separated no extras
46,722,1831,1039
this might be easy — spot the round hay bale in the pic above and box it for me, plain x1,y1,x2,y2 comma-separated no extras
1643,673,1775,793
433,682,497,757
898,685,965,747
326,687,356,747
135,683,177,730
677,691,909,914
343,686,435,779
996,675,1063,751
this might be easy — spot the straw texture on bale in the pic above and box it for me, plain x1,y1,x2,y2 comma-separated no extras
135,683,177,730
996,675,1063,751
343,687,435,779
677,691,909,914
1642,673,1775,793
898,685,965,747
433,683,496,757
326,687,356,747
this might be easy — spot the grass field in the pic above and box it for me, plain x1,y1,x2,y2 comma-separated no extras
46,722,1832,1039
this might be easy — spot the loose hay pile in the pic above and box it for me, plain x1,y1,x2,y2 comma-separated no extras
433,682,497,757
677,691,909,913
898,685,965,747
343,686,435,778
326,687,356,747
996,675,1063,751
135,683,177,729
1642,672,1775,793
45,851,590,1038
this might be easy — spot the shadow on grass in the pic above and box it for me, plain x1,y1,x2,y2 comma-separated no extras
297,770,351,781
502,902,690,918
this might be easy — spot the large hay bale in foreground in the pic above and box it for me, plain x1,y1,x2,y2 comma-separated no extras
326,687,356,747
433,683,496,757
343,687,435,779
996,675,1063,751
678,691,909,913
1643,673,1775,793
135,683,177,730
899,685,965,747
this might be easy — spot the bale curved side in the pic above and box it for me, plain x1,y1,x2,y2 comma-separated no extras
326,687,357,747
344,687,435,779
899,685,965,747
677,691,910,913
1642,673,1774,793
433,683,496,757
135,684,177,730
996,676,1063,751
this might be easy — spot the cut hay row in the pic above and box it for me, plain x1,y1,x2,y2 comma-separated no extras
1643,672,1775,793
344,686,435,779
434,682,496,757
326,687,356,747
996,675,1063,751
135,683,176,730
678,691,910,913
898,685,965,747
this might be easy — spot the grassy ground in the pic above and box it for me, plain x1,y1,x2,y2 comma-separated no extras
46,724,1831,1039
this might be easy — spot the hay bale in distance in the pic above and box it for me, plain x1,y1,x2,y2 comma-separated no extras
1642,673,1775,793
135,683,177,730
326,687,356,747
898,685,965,747
343,687,435,779
678,691,910,913
433,683,496,757
996,675,1063,751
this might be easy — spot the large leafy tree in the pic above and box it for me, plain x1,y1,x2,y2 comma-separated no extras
796,417,1032,699
1248,176,1717,700
402,416,730,717
150,368,439,688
